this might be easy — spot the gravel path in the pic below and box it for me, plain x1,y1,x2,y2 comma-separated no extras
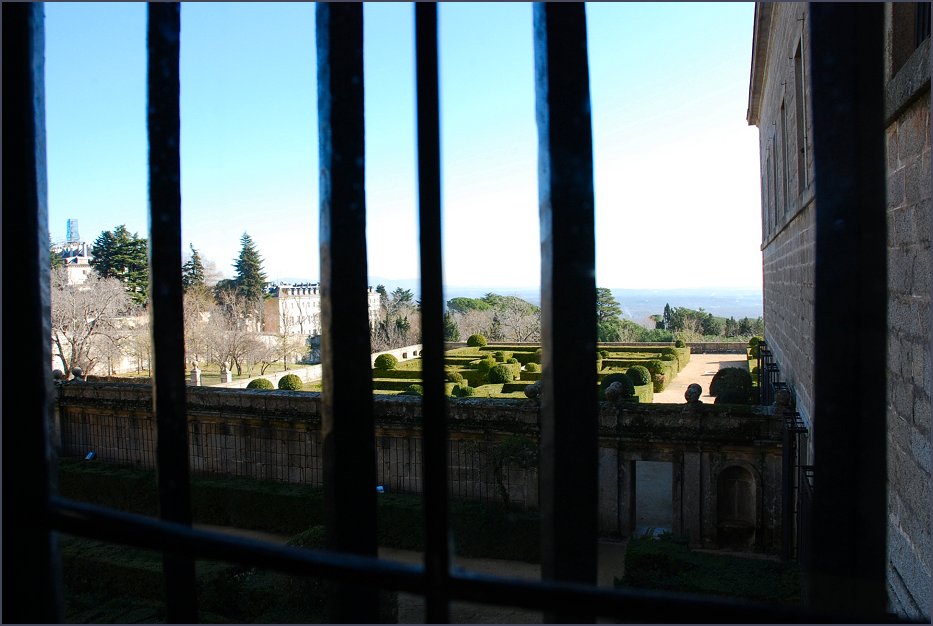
652,352,750,403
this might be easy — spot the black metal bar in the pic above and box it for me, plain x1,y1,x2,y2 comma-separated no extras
1,4,63,622
47,496,910,624
316,4,380,622
415,3,451,623
533,4,598,621
808,3,887,617
147,4,198,621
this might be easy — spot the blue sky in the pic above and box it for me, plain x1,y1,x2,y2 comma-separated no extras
44,2,761,290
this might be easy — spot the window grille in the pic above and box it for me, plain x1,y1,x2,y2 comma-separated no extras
3,2,907,623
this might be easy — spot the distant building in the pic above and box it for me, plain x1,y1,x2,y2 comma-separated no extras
263,282,382,336
748,3,930,620
53,240,93,286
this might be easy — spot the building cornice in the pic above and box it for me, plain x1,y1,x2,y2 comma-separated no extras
747,2,774,127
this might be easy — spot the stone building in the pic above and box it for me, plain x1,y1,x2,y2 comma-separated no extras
263,282,382,336
53,241,92,285
748,3,930,620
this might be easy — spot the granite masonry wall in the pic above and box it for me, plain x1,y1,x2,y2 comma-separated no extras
54,383,784,552
752,3,930,618
883,34,931,620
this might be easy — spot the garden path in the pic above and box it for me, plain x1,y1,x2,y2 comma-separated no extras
652,352,749,403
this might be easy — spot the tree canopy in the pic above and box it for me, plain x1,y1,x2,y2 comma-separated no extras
233,232,267,302
90,225,149,305
182,243,206,291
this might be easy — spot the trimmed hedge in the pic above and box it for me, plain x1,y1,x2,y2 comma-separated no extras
246,378,274,390
709,367,754,403
374,353,399,370
371,369,424,380
446,371,464,384
403,384,424,396
488,364,515,384
626,365,651,386
466,334,488,347
451,384,476,397
600,373,635,398
277,374,303,391
524,362,540,373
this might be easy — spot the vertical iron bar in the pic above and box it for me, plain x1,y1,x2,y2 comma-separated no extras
415,4,450,622
147,4,198,622
316,4,380,622
533,4,598,622
1,4,63,622
808,3,887,617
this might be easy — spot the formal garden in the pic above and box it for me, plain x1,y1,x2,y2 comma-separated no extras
299,335,693,403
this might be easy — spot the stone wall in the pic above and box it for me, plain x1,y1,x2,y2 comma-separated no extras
751,4,931,618
883,34,931,620
54,383,784,552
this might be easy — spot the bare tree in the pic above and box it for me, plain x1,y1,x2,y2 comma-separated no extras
51,268,130,377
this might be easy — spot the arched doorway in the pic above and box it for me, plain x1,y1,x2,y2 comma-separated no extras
717,465,757,549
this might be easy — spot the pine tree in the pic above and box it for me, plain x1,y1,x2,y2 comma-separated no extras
233,232,267,302
182,244,206,290
596,287,623,324
90,225,149,305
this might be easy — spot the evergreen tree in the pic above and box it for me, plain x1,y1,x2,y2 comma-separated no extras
182,243,206,290
662,303,673,330
596,287,623,324
50,237,64,270
90,225,149,305
233,232,267,302
443,311,460,341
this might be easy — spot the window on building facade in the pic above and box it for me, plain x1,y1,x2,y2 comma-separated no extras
793,40,808,195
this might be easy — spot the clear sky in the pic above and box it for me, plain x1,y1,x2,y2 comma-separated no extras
44,2,762,291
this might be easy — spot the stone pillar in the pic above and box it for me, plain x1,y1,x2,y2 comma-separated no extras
619,459,636,537
190,365,201,386
681,451,703,546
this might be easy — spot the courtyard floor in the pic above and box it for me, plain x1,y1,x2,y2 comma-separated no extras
652,352,750,403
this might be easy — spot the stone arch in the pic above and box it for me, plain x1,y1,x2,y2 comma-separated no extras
716,464,758,549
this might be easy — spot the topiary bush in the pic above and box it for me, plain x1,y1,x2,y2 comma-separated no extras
524,362,540,373
533,348,543,364
598,349,610,359
626,365,651,386
652,373,666,393
644,360,665,376
278,374,303,391
374,353,399,370
467,334,488,347
600,373,635,399
452,384,476,397
674,339,686,348
488,364,515,384
446,371,464,384
709,367,753,402
475,356,496,377
403,384,424,396
247,378,274,390
507,357,519,365
748,336,762,348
